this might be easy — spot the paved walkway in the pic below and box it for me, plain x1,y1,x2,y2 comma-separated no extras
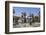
13,22,40,28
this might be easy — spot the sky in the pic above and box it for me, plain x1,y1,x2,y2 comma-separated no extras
13,7,40,16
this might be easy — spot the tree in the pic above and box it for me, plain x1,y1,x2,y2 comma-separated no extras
32,14,34,23
38,11,40,17
21,12,27,23
13,8,15,15
38,11,40,22
29,14,32,25
13,8,15,25
35,16,38,22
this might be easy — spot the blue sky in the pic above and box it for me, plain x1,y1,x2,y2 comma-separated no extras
13,7,40,16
